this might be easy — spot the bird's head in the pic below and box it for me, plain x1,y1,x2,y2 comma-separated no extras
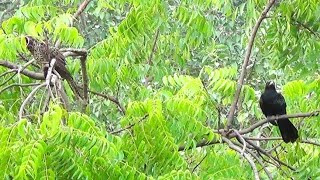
265,81,276,91
25,36,37,52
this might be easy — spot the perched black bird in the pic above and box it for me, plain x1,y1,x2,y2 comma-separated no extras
25,36,82,99
259,81,298,143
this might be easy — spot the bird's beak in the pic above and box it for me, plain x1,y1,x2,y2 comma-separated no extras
267,81,275,86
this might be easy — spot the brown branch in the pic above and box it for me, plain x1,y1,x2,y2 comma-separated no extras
0,83,41,95
301,139,320,147
144,28,160,87
294,20,319,38
245,139,295,171
0,60,44,80
110,114,149,134
226,0,276,130
179,110,320,151
60,48,88,56
244,136,282,141
80,54,88,111
147,28,160,65
84,88,126,115
237,111,320,136
73,0,92,21
0,59,38,87
178,137,222,151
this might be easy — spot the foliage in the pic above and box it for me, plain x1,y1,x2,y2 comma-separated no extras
0,0,320,179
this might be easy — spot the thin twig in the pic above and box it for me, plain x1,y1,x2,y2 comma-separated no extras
222,137,260,180
84,88,126,115
0,83,41,95
144,28,160,87
110,114,149,134
293,19,320,38
233,129,247,156
301,139,320,147
192,153,208,173
147,28,160,65
266,143,282,153
19,83,46,120
244,136,282,141
236,140,273,180
245,139,295,171
226,0,276,130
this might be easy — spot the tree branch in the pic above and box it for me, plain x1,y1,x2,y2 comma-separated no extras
0,60,44,80
237,111,320,136
245,139,295,171
80,54,89,111
226,0,276,130
110,114,149,134
222,137,260,180
19,83,46,120
0,83,41,95
85,88,126,115
179,110,320,151
192,153,208,173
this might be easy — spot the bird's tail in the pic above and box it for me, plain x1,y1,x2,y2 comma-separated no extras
66,77,83,100
278,118,298,143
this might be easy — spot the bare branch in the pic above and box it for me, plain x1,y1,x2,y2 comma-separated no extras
0,83,41,95
147,28,160,65
301,139,320,147
0,59,38,87
235,139,273,180
237,111,320,136
222,137,260,180
233,129,247,156
84,88,126,115
0,60,44,80
60,48,87,56
19,83,46,120
80,54,88,111
226,0,276,130
192,153,208,173
179,110,320,151
110,114,149,134
245,139,295,171
144,28,160,87
244,136,282,141
178,138,221,151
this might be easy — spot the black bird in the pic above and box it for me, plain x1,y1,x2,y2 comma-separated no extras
25,36,82,99
259,81,298,143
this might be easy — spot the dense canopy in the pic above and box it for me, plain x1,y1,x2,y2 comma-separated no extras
0,0,320,179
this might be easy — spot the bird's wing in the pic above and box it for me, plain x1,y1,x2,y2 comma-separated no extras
275,93,287,114
259,97,267,115
50,48,66,65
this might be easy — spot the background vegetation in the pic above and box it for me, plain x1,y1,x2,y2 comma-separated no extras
0,0,320,179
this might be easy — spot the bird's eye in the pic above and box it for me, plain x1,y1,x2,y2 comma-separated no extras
25,37,30,45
